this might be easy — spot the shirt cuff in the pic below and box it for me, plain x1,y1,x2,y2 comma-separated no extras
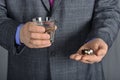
15,24,23,45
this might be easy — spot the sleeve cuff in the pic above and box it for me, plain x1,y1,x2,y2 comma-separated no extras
86,31,112,49
15,24,23,45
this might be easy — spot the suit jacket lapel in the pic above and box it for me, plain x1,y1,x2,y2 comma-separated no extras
41,0,50,12
41,0,62,17
52,0,62,16
52,0,62,12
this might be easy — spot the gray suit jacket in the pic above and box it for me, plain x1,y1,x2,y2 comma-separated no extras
0,0,120,80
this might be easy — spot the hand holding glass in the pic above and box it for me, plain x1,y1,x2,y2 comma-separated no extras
32,17,56,43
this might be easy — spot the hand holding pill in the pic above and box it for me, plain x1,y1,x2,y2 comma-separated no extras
70,38,108,64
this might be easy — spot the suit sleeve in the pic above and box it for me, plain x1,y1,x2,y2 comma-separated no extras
87,0,120,48
0,0,22,54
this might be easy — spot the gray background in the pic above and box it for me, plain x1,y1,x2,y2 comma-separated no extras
0,31,120,80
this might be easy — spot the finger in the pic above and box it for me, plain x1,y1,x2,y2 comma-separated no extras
96,49,106,57
23,37,36,48
74,54,82,61
96,47,107,57
30,33,50,40
26,42,51,48
29,25,45,33
81,55,102,63
30,40,51,46
70,53,95,64
70,53,82,61
25,42,34,48
32,43,51,48
80,59,94,64
70,54,77,59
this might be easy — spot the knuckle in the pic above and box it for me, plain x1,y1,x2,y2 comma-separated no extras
28,25,32,31
28,45,34,48
44,34,50,39
39,40,43,45
47,40,51,44
27,22,31,25
40,40,45,45
30,40,51,46
27,43,34,48
30,33,34,38
37,40,45,45
38,40,49,45
30,40,35,44
28,24,36,31
39,34,43,39
40,27,45,32
43,40,50,45
28,22,33,27
34,45,40,48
